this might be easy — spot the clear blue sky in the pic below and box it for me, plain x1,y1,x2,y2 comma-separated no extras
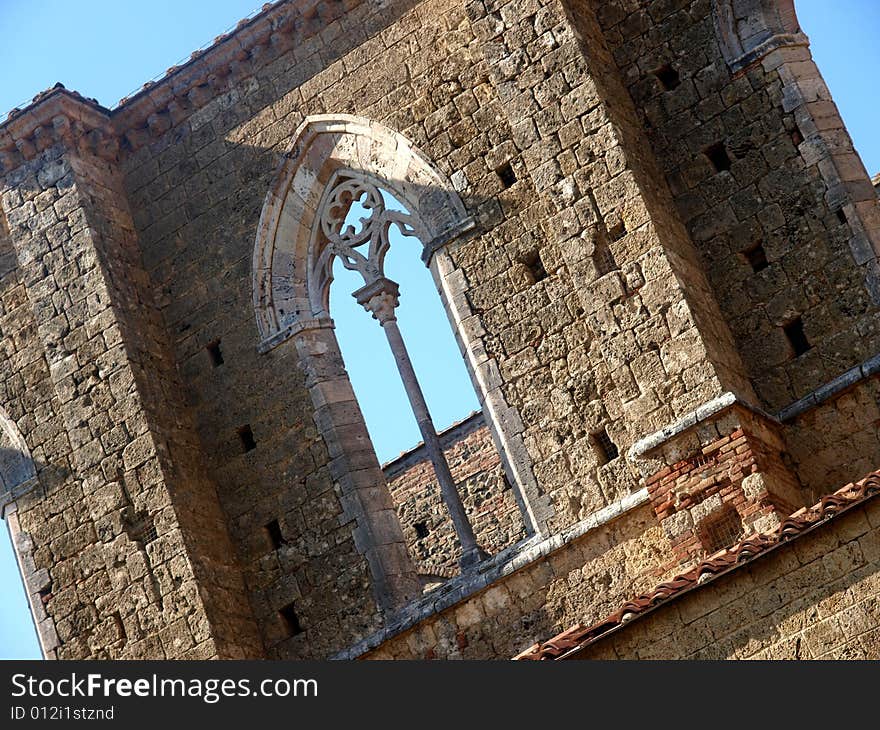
0,1,877,660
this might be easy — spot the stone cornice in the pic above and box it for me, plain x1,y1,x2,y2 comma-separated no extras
627,392,779,461
0,0,356,171
0,88,117,175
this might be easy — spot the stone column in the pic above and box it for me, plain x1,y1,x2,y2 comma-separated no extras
354,277,488,569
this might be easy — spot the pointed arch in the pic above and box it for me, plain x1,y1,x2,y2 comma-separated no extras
251,116,551,610
253,114,474,347
0,407,48,658
0,406,37,519
712,0,807,72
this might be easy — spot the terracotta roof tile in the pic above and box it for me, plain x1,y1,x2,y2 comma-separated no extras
514,470,880,660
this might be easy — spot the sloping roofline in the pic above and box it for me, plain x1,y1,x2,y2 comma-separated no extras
515,469,880,660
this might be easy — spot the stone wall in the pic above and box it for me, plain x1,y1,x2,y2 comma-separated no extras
573,490,880,660
0,142,262,659
384,412,526,580
597,0,880,409
112,0,737,655
784,379,880,503
363,501,672,659
593,0,880,494
0,0,878,661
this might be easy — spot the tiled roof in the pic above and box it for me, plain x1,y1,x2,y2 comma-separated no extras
514,470,880,660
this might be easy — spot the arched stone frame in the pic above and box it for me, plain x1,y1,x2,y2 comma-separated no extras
712,0,805,72
252,115,551,609
712,0,880,297
0,406,55,659
0,407,37,517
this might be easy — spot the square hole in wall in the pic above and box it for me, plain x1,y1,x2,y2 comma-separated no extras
127,513,158,545
591,428,619,466
836,208,848,225
280,603,304,638
38,583,53,606
238,425,257,453
265,519,285,551
653,63,681,91
112,611,127,642
700,506,744,554
704,142,732,173
496,161,517,189
791,125,804,147
783,317,812,357
206,340,224,367
608,219,627,241
742,242,768,272
415,522,429,540
522,249,548,284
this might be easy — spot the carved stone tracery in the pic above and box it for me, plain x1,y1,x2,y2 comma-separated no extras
310,173,424,317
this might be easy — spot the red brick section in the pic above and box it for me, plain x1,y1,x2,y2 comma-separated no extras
647,426,801,571
514,469,880,660
383,413,525,580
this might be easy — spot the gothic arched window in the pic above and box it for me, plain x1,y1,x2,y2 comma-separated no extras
253,115,549,609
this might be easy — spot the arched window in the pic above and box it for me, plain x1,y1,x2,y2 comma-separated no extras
253,116,548,608
314,171,486,567
0,407,45,658
329,187,481,467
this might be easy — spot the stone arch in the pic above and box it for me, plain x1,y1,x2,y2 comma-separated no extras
0,406,37,519
253,115,474,344
0,407,49,657
252,115,550,609
712,0,807,72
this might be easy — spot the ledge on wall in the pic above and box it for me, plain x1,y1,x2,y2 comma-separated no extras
332,487,650,660
514,468,880,660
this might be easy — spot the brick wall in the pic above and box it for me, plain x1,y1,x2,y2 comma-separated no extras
384,413,526,580
642,402,806,571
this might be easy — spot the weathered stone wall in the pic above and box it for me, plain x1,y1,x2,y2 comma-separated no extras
445,0,761,532
363,502,672,659
574,492,880,660
1,0,877,661
0,143,262,659
785,380,880,503
384,413,525,579
596,0,880,408
114,0,729,655
593,0,880,493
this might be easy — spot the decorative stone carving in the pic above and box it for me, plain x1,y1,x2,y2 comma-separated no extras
353,278,400,325
312,172,424,314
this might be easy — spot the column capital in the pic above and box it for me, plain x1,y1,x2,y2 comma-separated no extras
353,277,400,325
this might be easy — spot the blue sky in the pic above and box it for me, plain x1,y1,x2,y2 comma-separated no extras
332,192,480,465
0,1,877,660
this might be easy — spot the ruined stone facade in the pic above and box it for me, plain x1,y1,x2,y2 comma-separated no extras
0,0,878,660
